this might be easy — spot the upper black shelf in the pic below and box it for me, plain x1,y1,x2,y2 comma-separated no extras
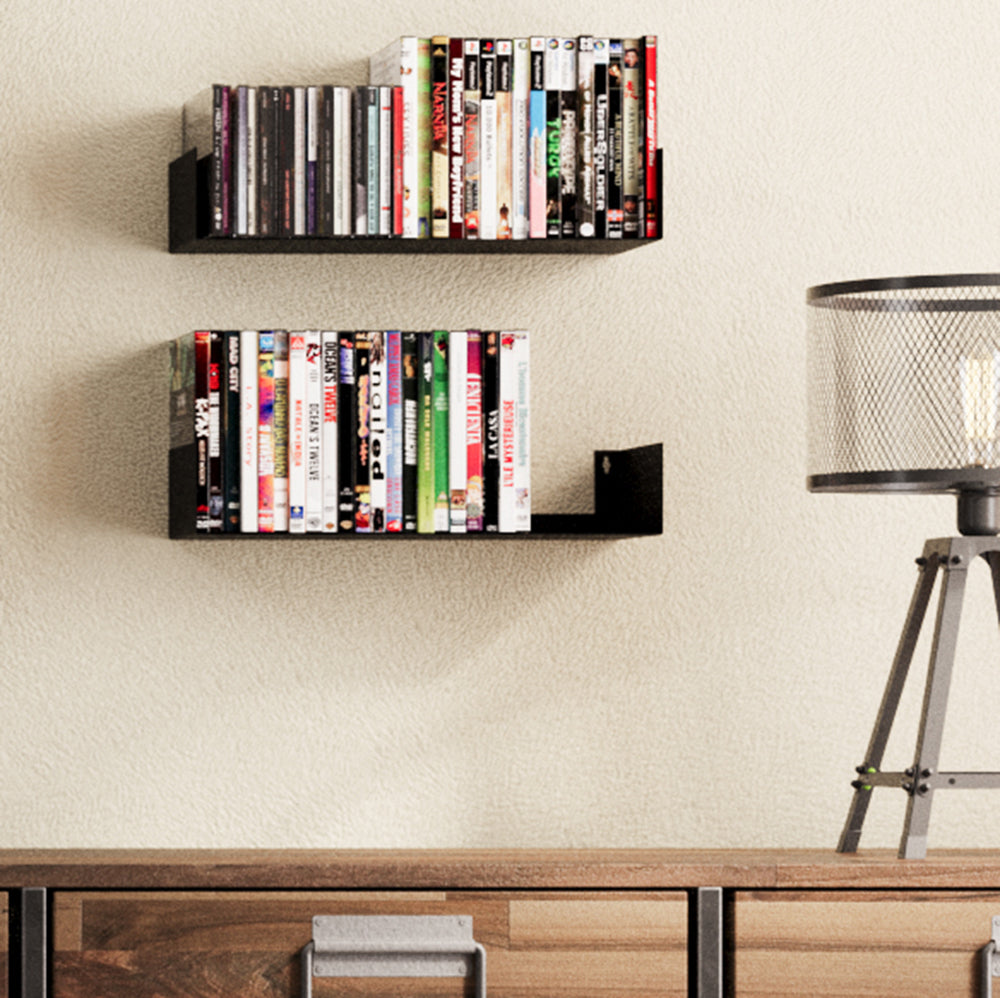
168,149,663,255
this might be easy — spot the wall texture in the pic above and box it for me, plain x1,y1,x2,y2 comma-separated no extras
5,0,1000,850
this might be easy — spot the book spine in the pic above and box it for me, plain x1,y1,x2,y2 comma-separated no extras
416,332,435,533
221,87,231,235
288,332,307,533
528,39,546,238
496,40,513,240
608,40,624,238
416,38,431,236
257,332,275,532
280,86,294,237
644,34,658,239
305,331,323,531
353,87,367,235
321,332,339,532
337,332,356,531
294,86,306,235
272,330,290,532
386,330,403,532
208,330,224,531
559,38,578,238
321,85,334,236
479,40,497,240
498,332,517,533
430,36,450,238
593,40,609,238
247,87,258,235
366,87,379,235
448,330,468,532
354,331,371,532
379,87,393,235
544,38,561,238
222,331,241,532
368,331,387,532
466,331,484,532
463,39,480,238
448,38,465,239
482,331,500,532
622,38,641,238
239,330,259,532
194,330,211,532
511,38,530,240
306,86,319,235
513,330,531,532
577,36,595,237
402,331,419,531
432,329,450,530
392,85,404,236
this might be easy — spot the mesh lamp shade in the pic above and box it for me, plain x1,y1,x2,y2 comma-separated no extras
807,274,1000,535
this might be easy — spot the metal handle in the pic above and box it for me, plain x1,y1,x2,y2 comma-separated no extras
981,917,1000,997
300,915,486,998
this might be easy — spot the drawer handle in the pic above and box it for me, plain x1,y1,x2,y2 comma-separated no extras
300,914,486,998
982,917,1000,997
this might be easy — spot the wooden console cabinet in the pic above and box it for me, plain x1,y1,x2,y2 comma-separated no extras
4,850,1000,997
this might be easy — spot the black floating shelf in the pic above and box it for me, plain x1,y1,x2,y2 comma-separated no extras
169,442,662,539
169,149,663,254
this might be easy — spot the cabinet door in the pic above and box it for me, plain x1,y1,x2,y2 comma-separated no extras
734,889,1000,997
52,889,688,998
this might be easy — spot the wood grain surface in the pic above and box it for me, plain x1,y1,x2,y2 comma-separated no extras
52,890,688,998
734,889,1000,997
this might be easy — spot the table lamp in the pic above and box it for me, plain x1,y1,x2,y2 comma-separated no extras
807,274,1000,859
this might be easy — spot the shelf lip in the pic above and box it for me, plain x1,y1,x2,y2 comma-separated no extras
169,149,664,254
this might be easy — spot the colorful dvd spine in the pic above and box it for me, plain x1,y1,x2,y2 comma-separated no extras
622,37,641,238
528,39,546,238
338,332,357,532
280,86,294,237
246,86,257,236
306,85,319,235
644,34,658,239
288,332,307,533
272,330,289,532
430,36,450,237
576,36,596,237
593,40,609,238
448,330,468,532
392,85,404,236
432,329,450,530
321,331,339,532
305,330,323,531
513,330,531,532
482,330,500,532
495,40,513,240
386,330,403,532
607,40,624,238
223,331,241,532
463,39,481,238
448,38,465,239
320,85,334,235
234,86,248,235
239,329,259,532
294,86,306,235
416,332,435,533
257,331,275,533
354,331,372,532
416,39,432,236
368,331,387,532
402,331,419,531
511,38,529,240
544,38,561,238
479,39,497,240
466,331,484,532
559,37,578,238
194,330,211,532
366,87,380,235
379,86,393,236
208,330,224,531
498,331,517,532
220,86,231,235
353,87,367,235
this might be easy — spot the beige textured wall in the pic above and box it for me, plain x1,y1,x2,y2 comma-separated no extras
5,0,1000,850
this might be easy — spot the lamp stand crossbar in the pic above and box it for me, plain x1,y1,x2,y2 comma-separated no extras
838,535,1000,859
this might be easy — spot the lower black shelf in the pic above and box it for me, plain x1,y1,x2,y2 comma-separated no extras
169,443,663,539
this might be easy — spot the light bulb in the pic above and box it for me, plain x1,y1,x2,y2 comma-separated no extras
961,348,1000,466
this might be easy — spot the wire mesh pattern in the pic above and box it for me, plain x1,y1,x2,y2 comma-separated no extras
807,276,1000,492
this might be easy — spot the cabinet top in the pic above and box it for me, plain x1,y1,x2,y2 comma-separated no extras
2,848,1000,890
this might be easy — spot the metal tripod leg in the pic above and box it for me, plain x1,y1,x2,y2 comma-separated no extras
898,545,969,859
837,545,940,853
